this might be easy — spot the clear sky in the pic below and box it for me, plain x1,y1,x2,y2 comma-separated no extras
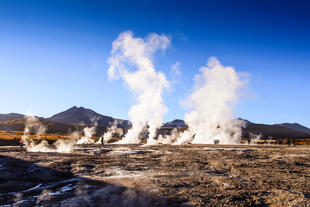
1,0,309,127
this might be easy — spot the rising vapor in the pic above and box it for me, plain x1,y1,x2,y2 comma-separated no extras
76,125,97,144
96,120,124,144
176,57,246,144
22,116,74,153
107,31,170,144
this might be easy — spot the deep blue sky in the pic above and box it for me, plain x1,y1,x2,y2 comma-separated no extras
1,0,310,127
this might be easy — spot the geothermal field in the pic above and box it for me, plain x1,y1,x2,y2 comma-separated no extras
1,9,310,206
1,31,310,206
1,144,310,206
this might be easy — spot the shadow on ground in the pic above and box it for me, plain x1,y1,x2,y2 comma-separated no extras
0,155,187,207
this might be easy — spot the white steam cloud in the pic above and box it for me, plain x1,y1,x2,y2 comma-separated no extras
107,31,170,144
76,125,97,144
21,116,47,151
22,116,74,153
76,116,99,144
156,128,179,145
97,120,124,144
249,132,262,144
175,57,246,144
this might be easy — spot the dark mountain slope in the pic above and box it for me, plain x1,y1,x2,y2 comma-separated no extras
47,106,131,128
0,118,109,136
243,123,310,139
0,113,24,122
163,119,187,127
275,123,310,134
163,119,310,139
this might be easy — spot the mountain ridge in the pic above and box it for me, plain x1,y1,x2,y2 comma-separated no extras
274,123,310,134
162,119,310,139
46,106,131,128
0,113,24,122
0,106,310,139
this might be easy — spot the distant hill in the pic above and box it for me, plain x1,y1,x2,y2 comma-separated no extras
1,107,310,140
163,119,187,127
0,118,78,134
47,106,131,128
163,119,310,139
274,123,310,134
0,118,108,136
243,122,310,139
0,113,24,122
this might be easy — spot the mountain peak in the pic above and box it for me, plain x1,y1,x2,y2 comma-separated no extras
68,106,86,111
47,106,130,128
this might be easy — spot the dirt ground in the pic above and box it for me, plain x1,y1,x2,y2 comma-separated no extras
0,144,310,207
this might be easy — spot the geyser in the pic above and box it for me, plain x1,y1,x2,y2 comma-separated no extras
176,57,246,144
107,31,170,144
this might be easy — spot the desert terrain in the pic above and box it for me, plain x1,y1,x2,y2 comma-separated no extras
1,144,310,206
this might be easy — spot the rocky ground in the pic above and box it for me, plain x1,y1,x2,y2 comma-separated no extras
0,144,310,207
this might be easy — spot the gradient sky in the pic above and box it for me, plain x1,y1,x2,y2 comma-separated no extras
1,0,310,127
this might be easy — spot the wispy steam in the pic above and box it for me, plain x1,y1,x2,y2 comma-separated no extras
76,116,99,144
53,139,75,153
175,57,247,144
22,116,74,153
21,116,48,151
171,61,181,76
97,120,124,144
107,31,170,144
249,132,262,144
23,116,47,138
157,128,179,145
76,125,97,144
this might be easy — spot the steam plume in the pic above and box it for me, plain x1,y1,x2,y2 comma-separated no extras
97,120,123,144
157,128,179,144
53,139,75,153
107,31,170,144
76,116,99,144
22,116,74,153
21,116,48,151
176,57,246,144
76,125,97,144
249,132,262,144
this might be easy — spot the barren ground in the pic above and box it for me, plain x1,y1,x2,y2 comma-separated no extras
0,144,310,206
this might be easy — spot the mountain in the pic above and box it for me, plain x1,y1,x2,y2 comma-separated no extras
274,123,310,134
0,113,24,122
1,106,310,140
163,119,187,127
243,122,310,139
0,117,109,136
47,106,131,128
164,119,310,139
0,117,75,134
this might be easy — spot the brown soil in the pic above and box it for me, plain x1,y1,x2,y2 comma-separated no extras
0,144,310,206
